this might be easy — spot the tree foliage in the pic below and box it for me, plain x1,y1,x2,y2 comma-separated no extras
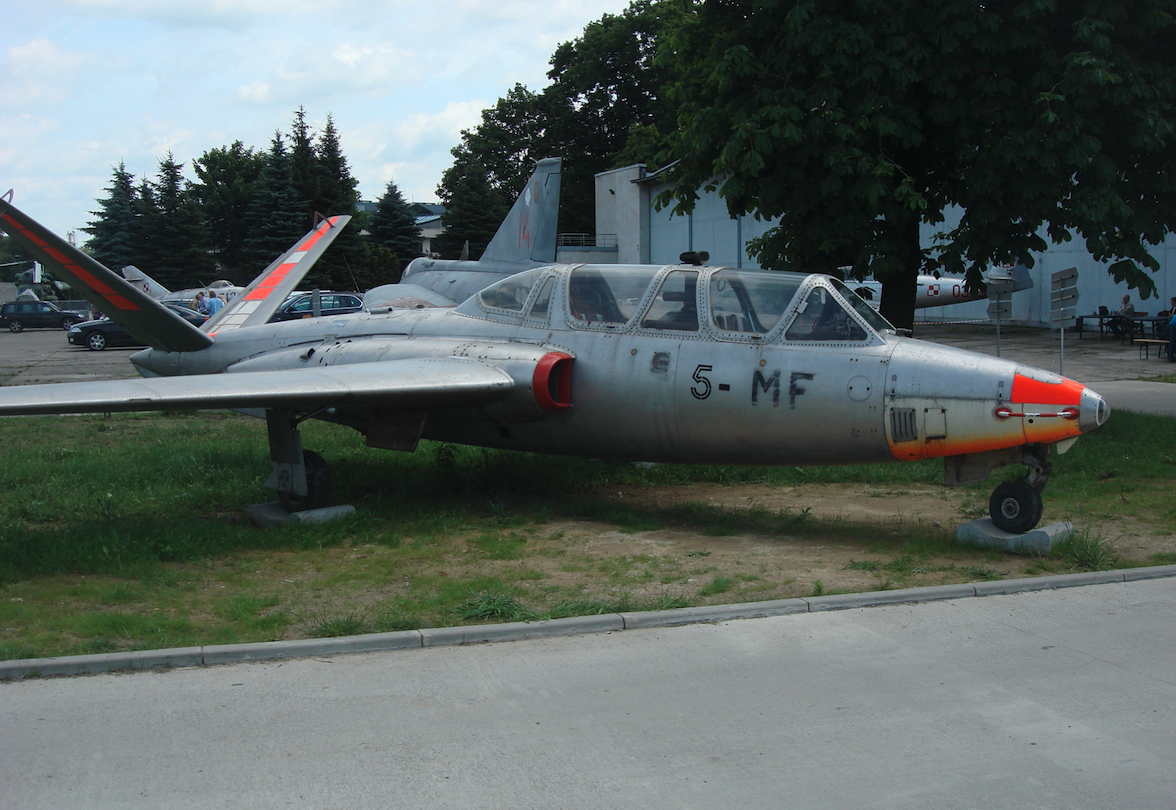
241,131,306,275
83,110,383,292
191,141,267,278
438,0,678,236
83,162,141,272
435,153,508,260
369,179,422,269
658,0,1176,328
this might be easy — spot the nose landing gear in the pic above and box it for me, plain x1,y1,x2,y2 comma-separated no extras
988,445,1052,533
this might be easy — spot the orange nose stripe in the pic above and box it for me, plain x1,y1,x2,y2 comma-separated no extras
1011,374,1084,406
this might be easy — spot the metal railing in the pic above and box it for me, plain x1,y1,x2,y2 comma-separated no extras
557,233,618,248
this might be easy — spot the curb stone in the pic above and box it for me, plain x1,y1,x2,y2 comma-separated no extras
3,565,1175,681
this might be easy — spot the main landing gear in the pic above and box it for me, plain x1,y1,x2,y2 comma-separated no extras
988,445,1051,534
265,409,333,512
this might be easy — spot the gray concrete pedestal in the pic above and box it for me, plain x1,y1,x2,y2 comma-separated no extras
245,502,356,528
956,518,1074,554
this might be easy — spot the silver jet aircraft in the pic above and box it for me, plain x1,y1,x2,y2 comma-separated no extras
850,264,1034,310
117,265,244,308
365,157,562,310
0,191,1108,533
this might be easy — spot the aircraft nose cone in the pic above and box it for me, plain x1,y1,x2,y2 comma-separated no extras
1079,387,1110,433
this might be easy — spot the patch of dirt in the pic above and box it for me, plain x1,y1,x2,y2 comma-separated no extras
280,481,1175,633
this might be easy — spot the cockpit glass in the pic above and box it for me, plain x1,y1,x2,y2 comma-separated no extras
569,266,659,325
709,270,804,334
641,270,699,331
478,268,545,312
785,287,868,341
830,277,895,333
528,277,554,319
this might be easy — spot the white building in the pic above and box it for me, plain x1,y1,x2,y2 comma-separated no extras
589,164,1176,326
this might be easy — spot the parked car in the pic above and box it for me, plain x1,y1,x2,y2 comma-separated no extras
68,304,208,350
1,300,86,332
269,292,364,322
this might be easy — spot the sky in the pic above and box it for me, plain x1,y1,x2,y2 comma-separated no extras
0,0,634,240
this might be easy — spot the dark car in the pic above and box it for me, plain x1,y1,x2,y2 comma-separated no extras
1,300,86,332
68,304,208,350
269,292,364,322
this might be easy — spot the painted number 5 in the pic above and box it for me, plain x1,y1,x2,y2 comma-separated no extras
691,364,712,400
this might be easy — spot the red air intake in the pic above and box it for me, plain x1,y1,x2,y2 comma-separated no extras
533,352,573,412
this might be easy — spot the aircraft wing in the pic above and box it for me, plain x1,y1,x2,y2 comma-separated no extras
207,215,352,334
0,192,213,353
0,357,514,416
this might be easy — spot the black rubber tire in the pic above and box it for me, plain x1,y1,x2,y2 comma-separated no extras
278,450,332,512
61,318,80,330
989,481,1044,534
87,331,107,351
8,321,23,333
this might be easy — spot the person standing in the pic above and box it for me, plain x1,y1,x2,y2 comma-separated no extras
1166,297,1176,363
205,290,225,316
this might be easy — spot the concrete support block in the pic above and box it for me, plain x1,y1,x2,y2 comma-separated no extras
246,502,355,528
956,518,1074,554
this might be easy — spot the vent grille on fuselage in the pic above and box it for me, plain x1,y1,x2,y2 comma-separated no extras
891,408,918,443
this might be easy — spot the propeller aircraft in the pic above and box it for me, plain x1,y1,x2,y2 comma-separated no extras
0,189,1108,533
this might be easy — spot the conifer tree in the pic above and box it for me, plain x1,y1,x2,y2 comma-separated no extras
241,132,305,272
149,152,212,288
289,106,317,218
369,179,422,263
435,153,507,260
84,162,142,271
305,114,365,290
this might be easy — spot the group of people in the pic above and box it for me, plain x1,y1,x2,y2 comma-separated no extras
1111,294,1176,363
190,290,225,316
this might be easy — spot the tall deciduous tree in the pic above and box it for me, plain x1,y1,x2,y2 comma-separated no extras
439,0,677,236
442,84,549,219
659,0,1176,329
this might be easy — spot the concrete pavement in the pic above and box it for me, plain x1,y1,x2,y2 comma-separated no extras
2,577,1173,808
2,299,1174,807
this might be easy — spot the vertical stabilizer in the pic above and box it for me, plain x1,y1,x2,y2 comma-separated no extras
119,265,170,298
480,157,561,265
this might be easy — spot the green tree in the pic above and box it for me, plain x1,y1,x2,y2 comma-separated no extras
289,106,317,218
306,114,365,290
438,0,677,236
191,141,267,278
149,151,212,288
447,84,550,215
241,132,306,273
659,0,1176,329
83,161,142,271
435,153,508,260
369,179,422,267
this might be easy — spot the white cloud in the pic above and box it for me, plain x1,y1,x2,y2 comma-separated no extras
1,0,635,234
396,101,487,150
1,38,103,107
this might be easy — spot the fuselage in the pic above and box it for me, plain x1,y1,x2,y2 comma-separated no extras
131,264,1107,467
